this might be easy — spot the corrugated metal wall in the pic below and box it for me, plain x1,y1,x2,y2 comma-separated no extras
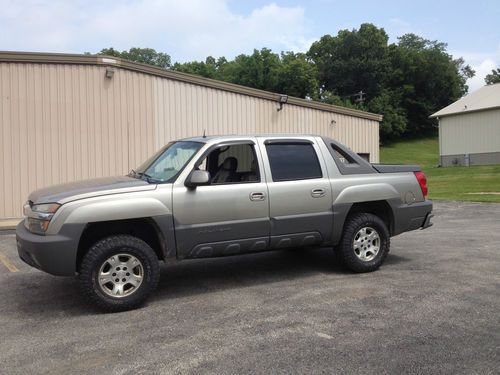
439,109,500,156
0,62,379,219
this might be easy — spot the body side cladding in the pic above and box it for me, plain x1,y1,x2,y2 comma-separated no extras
331,203,353,245
150,215,177,259
270,211,333,244
174,217,270,259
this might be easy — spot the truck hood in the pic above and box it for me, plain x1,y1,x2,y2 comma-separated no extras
28,176,156,205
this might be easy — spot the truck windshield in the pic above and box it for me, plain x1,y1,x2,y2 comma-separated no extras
132,141,203,183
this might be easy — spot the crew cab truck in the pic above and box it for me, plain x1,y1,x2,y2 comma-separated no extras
16,135,433,312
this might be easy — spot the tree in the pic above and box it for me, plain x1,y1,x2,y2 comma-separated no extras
308,23,390,100
307,26,474,140
91,24,475,142
172,49,319,99
277,52,318,98
172,56,227,79
219,48,282,91
485,68,500,85
307,24,402,139
390,34,474,136
97,47,171,69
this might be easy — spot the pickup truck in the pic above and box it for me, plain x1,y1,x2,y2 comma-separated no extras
16,135,433,312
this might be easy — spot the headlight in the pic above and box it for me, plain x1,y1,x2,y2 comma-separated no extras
31,203,61,214
26,203,61,234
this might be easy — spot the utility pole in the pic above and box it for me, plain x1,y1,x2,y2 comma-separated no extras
342,90,366,104
354,90,366,104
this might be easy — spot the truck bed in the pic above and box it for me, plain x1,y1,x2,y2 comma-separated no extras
371,164,421,173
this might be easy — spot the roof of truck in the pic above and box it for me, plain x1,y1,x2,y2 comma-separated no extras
180,134,319,142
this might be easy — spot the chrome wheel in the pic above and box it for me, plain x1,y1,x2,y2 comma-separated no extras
97,254,144,298
353,227,380,262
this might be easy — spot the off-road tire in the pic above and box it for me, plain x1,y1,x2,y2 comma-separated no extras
79,235,160,312
338,213,390,273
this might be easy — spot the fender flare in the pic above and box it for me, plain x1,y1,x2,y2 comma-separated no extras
331,184,400,245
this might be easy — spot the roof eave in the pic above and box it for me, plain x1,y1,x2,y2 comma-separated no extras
430,105,500,119
0,51,383,122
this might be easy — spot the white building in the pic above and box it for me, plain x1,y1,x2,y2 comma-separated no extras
431,83,500,167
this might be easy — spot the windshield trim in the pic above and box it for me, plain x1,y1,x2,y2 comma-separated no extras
131,141,205,184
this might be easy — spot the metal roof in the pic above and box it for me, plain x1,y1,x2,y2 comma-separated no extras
0,51,383,122
430,83,500,118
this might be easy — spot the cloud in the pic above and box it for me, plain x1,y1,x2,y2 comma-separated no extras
389,17,412,32
387,17,428,43
452,46,500,92
0,0,311,61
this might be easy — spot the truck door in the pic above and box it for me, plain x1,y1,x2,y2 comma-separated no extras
172,140,270,258
257,137,334,247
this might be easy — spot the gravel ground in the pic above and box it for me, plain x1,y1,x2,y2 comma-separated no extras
0,201,499,374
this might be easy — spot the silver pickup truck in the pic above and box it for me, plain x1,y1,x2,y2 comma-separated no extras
17,135,433,312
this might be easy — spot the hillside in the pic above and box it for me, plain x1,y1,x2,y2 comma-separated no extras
380,138,500,203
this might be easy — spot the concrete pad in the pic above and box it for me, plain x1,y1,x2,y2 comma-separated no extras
0,201,498,373
0,218,22,230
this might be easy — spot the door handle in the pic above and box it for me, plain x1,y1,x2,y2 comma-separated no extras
311,188,326,198
250,192,266,201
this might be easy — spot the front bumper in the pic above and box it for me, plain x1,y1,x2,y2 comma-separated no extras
16,222,83,276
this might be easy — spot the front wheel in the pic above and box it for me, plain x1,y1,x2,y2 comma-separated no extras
79,235,160,312
338,213,390,273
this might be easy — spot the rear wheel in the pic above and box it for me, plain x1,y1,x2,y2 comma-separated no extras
79,235,160,312
338,213,390,273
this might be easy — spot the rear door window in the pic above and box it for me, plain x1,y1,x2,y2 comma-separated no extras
266,143,322,181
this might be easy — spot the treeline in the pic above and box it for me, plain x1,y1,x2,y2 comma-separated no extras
96,23,476,142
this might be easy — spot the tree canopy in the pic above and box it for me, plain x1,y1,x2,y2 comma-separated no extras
308,26,474,139
172,49,318,99
97,47,171,69
93,24,474,142
485,68,500,85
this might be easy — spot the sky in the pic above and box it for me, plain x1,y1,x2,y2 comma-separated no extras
1,0,499,91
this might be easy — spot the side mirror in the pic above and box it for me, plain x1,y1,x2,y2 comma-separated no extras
185,170,211,188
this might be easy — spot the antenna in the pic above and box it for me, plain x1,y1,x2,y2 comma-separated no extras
203,129,206,138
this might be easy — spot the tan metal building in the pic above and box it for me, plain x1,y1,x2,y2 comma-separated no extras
0,51,382,219
431,83,500,167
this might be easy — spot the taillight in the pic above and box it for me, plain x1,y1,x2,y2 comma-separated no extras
414,171,428,198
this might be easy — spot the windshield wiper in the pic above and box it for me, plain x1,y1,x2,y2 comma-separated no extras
128,169,158,183
136,172,160,184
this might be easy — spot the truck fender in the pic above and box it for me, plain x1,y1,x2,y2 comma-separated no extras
63,198,172,224
333,183,400,205
331,183,400,245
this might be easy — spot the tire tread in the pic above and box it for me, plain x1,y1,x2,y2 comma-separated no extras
78,234,159,312
338,213,390,273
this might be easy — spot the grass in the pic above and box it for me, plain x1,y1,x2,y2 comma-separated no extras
380,137,500,203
